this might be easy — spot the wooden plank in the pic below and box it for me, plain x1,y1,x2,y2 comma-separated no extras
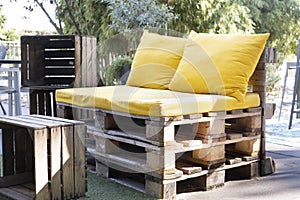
24,131,34,172
74,35,82,87
2,128,14,176
62,125,75,199
0,116,46,129
29,43,45,86
44,50,75,58
50,126,62,200
7,185,35,198
81,36,88,87
15,128,26,173
45,91,52,116
45,39,74,49
225,157,242,165
44,59,75,67
227,133,243,140
38,92,45,115
91,37,98,87
53,92,58,117
21,36,29,87
45,67,75,76
0,187,33,200
177,163,202,175
0,172,33,187
30,90,37,114
34,128,50,200
45,77,75,86
74,123,87,197
86,36,97,87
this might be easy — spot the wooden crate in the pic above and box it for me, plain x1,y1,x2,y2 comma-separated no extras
0,115,86,200
21,35,98,117
21,35,98,88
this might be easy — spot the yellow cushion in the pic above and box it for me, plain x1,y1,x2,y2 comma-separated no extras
168,31,269,101
126,30,187,89
56,86,260,117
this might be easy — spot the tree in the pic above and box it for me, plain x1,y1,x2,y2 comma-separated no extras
0,5,6,31
104,0,176,32
238,0,300,57
166,0,254,34
57,0,112,41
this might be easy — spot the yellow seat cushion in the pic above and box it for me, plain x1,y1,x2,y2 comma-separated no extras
126,31,187,89
168,31,269,101
56,86,260,117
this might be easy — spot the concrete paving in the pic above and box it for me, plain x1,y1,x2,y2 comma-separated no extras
177,142,300,200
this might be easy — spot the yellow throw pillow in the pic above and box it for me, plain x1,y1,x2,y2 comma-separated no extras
168,31,269,101
126,30,187,89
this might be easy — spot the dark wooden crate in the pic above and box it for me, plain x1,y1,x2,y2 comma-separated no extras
21,35,98,88
21,35,98,117
0,115,86,200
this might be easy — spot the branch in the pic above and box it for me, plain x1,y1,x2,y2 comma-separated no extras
53,0,63,32
34,0,63,34
64,0,82,35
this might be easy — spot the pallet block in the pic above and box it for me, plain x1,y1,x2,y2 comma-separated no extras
0,115,86,200
235,139,261,156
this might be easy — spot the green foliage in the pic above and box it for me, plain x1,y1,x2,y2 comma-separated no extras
103,0,176,32
0,5,6,31
106,56,132,85
167,0,254,34
0,29,19,41
58,0,113,42
238,0,300,57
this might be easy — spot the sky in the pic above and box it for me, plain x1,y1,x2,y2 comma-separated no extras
1,0,56,31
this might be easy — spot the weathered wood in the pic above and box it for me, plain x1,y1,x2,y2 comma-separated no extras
0,187,33,200
227,133,243,140
235,139,261,156
50,126,62,200
0,115,86,200
192,145,225,163
177,163,202,175
34,129,50,200
74,123,87,197
198,170,225,191
62,125,75,199
145,176,176,200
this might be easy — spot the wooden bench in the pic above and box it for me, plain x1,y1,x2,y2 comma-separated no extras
56,48,276,199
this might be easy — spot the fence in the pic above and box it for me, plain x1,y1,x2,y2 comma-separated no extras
0,41,21,60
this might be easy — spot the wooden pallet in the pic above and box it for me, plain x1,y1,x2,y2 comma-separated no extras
56,47,277,199
0,115,86,200
91,151,259,199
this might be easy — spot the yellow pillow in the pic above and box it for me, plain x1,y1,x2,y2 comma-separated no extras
126,30,187,89
168,31,269,101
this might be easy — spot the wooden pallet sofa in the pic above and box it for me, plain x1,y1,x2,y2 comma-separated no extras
55,30,276,199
